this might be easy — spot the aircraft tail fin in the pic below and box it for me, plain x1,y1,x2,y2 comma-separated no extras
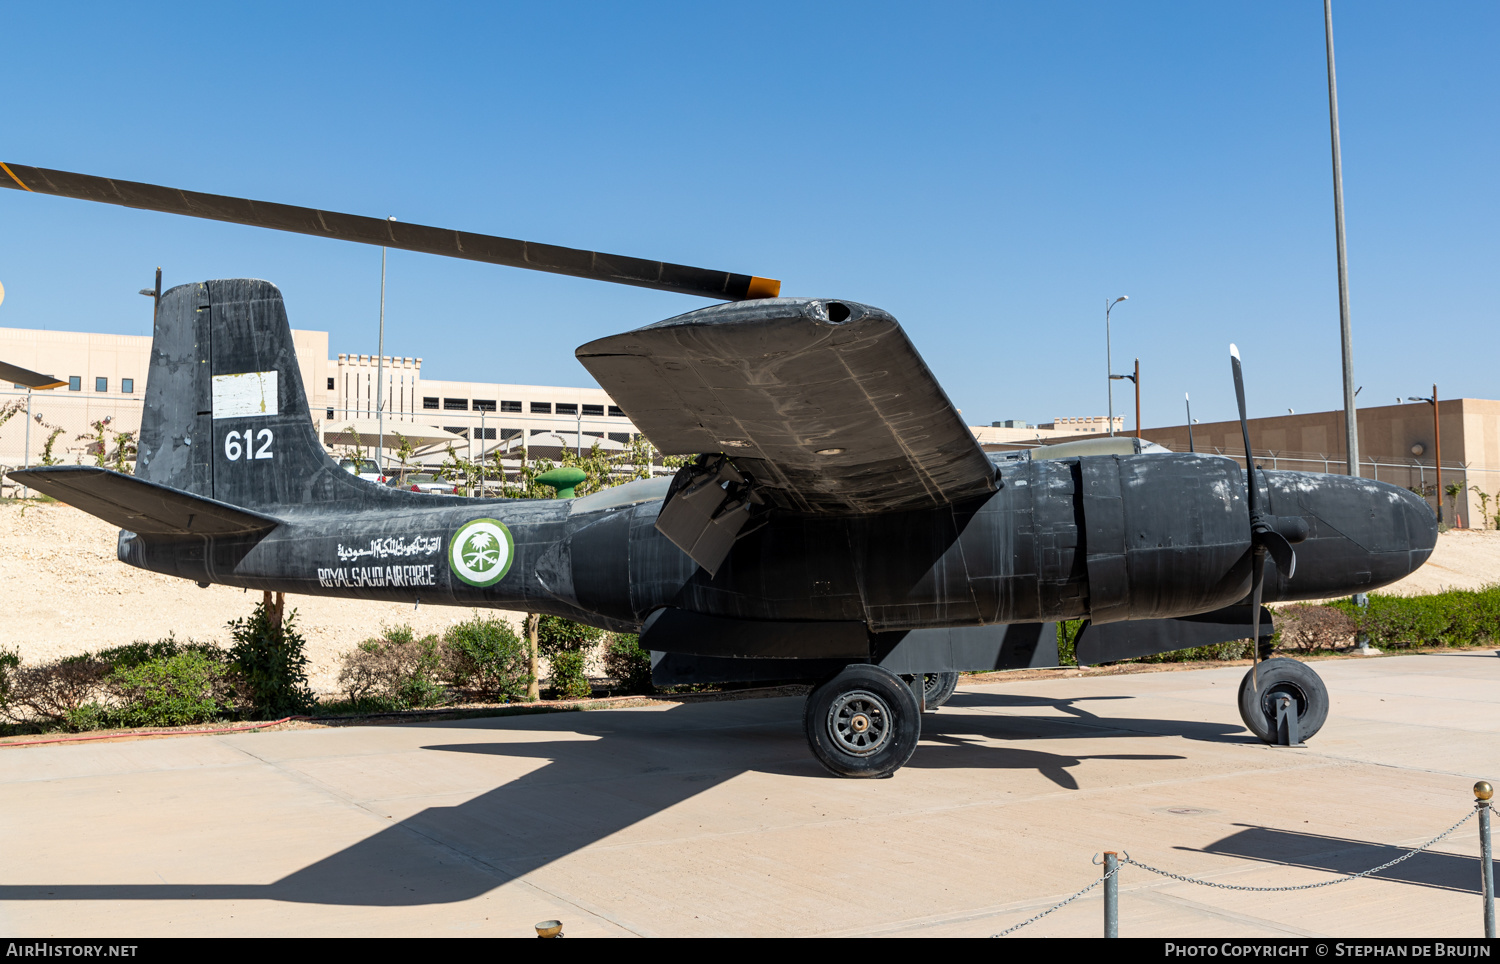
137,279,357,511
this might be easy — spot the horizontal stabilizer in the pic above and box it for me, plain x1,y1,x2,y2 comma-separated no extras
8,466,281,536
1074,605,1274,666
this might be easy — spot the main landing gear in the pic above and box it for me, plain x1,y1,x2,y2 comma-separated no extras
1237,657,1329,745
922,671,960,710
804,664,923,778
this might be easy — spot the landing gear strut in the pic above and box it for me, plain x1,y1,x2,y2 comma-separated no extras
1236,657,1329,744
804,664,921,778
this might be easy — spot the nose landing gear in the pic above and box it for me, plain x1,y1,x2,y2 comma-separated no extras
1237,657,1329,745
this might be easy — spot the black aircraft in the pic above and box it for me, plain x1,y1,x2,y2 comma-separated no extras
2,164,1437,778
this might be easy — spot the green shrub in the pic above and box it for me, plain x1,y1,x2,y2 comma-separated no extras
336,625,447,710
547,649,592,699
536,616,603,700
603,633,652,693
443,615,531,702
228,603,314,718
1334,585,1500,650
106,651,237,728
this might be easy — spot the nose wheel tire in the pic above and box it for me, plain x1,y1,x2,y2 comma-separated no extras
922,671,959,710
1236,657,1329,744
804,664,922,778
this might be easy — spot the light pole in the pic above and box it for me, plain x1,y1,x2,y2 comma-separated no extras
376,216,396,479
1110,359,1140,439
1325,0,1360,478
1185,393,1195,453
1105,296,1128,436
1408,385,1441,523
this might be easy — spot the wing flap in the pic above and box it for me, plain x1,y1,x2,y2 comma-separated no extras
577,299,996,515
9,466,281,536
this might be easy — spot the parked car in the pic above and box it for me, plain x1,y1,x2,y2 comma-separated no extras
388,472,460,495
337,457,386,484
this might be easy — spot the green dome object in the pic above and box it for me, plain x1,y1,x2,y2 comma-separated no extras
536,466,588,498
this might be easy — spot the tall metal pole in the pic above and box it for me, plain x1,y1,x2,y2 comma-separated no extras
1434,383,1443,524
1134,358,1141,440
376,216,396,479
376,243,387,478
1106,299,1114,437
1185,393,1195,453
1105,296,1127,436
1325,0,1359,478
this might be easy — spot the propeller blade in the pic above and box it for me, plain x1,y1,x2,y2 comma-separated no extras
1249,544,1266,692
1259,527,1298,580
0,359,67,390
1229,344,1259,517
0,162,781,302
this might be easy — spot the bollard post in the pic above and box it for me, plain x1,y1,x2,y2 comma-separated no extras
1479,782,1494,939
1103,851,1119,938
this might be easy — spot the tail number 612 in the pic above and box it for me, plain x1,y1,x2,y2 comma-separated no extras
225,428,274,461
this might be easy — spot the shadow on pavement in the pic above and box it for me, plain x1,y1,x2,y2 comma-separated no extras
0,684,1255,906
1182,823,1481,894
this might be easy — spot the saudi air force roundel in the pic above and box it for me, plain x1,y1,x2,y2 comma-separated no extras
449,518,515,587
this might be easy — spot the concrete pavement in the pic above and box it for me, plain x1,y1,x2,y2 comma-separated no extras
1,652,1495,937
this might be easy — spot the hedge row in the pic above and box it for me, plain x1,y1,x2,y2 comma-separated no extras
1055,585,1500,665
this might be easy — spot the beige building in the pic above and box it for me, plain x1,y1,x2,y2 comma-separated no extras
0,326,648,471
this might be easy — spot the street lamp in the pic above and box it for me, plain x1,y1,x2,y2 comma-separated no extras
1110,358,1140,439
1105,296,1128,436
377,217,397,479
1408,385,1442,523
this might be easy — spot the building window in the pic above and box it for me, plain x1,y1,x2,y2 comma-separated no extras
501,400,522,413
555,403,578,416
95,377,108,392
327,377,335,390
473,399,496,412
443,398,468,411
609,432,631,444
531,401,551,414
476,427,496,440
443,426,469,438
582,404,604,417
609,405,625,417
121,378,134,394
69,376,81,392
529,428,550,436
423,397,439,410
500,428,522,441
326,408,334,418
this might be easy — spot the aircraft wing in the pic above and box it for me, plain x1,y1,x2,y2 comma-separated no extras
8,466,281,536
576,298,997,516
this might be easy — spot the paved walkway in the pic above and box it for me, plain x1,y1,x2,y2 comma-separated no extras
2,652,1495,937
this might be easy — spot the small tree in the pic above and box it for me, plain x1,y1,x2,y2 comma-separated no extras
1445,481,1465,527
1471,486,1492,531
392,431,416,485
227,598,314,718
536,616,603,699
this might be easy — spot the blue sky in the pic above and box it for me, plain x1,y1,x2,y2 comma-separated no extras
1,2,1494,428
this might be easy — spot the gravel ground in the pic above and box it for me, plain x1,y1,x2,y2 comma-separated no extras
2,500,1495,693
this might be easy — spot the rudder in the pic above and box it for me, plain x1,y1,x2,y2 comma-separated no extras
137,279,353,510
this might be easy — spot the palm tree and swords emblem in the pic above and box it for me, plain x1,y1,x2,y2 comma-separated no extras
449,518,515,587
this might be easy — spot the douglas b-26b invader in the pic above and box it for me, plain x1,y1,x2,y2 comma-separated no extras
1,163,1436,778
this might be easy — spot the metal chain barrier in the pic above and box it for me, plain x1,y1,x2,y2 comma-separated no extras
1121,804,1478,893
992,863,1120,937
994,796,1490,937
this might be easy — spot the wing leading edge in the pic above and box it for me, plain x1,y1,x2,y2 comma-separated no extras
576,298,996,516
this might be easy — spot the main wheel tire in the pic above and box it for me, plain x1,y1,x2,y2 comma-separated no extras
1237,657,1329,743
922,671,960,710
803,664,922,778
